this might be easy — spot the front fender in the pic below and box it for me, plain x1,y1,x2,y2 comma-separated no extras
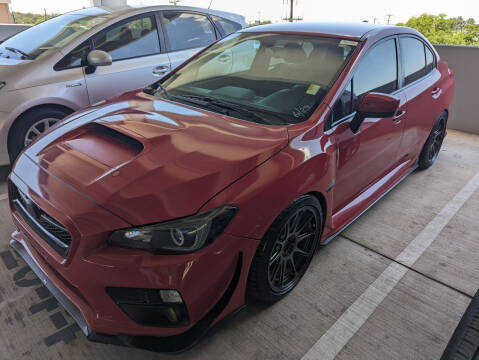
199,129,336,240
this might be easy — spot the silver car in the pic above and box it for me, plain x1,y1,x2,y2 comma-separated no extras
0,6,246,163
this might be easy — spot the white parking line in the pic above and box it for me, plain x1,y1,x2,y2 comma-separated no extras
0,193,8,201
302,170,479,360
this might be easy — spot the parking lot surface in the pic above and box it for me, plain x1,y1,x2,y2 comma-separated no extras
0,129,477,359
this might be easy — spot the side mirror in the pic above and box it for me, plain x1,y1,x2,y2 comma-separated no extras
87,50,112,67
350,92,400,133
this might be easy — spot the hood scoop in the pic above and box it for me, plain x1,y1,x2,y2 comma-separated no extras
37,122,144,185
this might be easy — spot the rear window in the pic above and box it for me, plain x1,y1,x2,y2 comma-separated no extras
211,15,242,35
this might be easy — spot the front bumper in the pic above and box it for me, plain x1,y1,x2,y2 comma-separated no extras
10,237,90,336
10,234,248,352
8,154,260,352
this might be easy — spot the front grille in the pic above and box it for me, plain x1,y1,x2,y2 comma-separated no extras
11,183,71,257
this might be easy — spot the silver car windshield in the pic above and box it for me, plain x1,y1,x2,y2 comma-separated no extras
156,33,357,125
0,13,109,60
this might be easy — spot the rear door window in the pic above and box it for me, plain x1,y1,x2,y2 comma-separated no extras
211,15,242,35
400,37,426,85
162,12,217,51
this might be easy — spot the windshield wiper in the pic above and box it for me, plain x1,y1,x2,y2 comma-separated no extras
5,47,32,59
172,95,272,125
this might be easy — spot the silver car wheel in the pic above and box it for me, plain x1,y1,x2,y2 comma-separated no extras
24,118,59,146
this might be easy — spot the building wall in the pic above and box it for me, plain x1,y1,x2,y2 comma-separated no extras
435,45,479,135
91,0,127,8
0,3,12,24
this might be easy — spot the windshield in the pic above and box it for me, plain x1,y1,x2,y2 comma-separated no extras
154,33,357,125
0,13,109,60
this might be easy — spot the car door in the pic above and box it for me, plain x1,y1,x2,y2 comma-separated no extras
329,37,407,214
85,13,171,104
159,11,218,70
396,36,441,160
52,40,92,109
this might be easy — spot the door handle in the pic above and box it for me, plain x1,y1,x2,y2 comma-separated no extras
393,110,406,122
218,54,231,63
431,87,442,98
152,65,170,77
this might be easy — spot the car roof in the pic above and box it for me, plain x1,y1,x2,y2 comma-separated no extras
242,22,410,40
66,5,246,26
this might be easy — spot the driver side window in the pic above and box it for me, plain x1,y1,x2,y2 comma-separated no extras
330,38,398,125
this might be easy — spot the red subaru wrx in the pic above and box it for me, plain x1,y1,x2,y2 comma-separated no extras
8,22,454,352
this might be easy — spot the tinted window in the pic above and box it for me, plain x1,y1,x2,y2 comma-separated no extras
354,38,397,98
162,12,217,51
425,45,435,73
93,15,160,61
400,37,426,85
54,40,90,70
211,15,242,35
330,81,353,123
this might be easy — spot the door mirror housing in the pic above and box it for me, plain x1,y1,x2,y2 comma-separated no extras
87,50,112,67
350,92,400,133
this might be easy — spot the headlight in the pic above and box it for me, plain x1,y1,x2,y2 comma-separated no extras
109,206,237,253
0,82,6,90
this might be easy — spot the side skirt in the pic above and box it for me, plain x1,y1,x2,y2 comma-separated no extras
320,162,418,246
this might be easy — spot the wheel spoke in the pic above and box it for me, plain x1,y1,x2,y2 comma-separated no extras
289,212,301,234
297,232,313,243
295,213,314,234
288,258,297,276
279,260,286,285
294,248,309,257
269,250,281,265
271,258,282,283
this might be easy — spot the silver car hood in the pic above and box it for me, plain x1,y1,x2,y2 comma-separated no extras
0,57,29,66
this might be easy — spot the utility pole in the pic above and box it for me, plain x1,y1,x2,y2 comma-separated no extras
44,8,47,21
373,17,377,24
386,13,392,25
169,0,180,5
282,0,302,22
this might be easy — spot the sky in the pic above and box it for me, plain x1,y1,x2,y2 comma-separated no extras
9,0,479,25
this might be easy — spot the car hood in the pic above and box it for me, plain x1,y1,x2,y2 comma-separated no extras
19,91,289,225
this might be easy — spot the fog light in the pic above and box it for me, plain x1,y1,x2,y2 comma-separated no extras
159,289,183,303
106,287,189,327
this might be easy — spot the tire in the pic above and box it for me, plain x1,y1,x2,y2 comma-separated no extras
9,106,73,162
246,195,324,304
417,112,447,170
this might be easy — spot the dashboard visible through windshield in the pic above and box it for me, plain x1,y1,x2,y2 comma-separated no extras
153,32,358,125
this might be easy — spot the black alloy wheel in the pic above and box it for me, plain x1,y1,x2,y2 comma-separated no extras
418,112,447,170
247,195,323,303
267,207,318,294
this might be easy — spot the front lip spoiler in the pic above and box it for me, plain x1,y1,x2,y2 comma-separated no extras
10,237,244,353
9,239,90,336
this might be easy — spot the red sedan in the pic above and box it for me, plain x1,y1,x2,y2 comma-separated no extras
8,22,454,352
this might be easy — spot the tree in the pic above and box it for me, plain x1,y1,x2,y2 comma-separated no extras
12,12,59,25
397,14,479,45
248,20,272,27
